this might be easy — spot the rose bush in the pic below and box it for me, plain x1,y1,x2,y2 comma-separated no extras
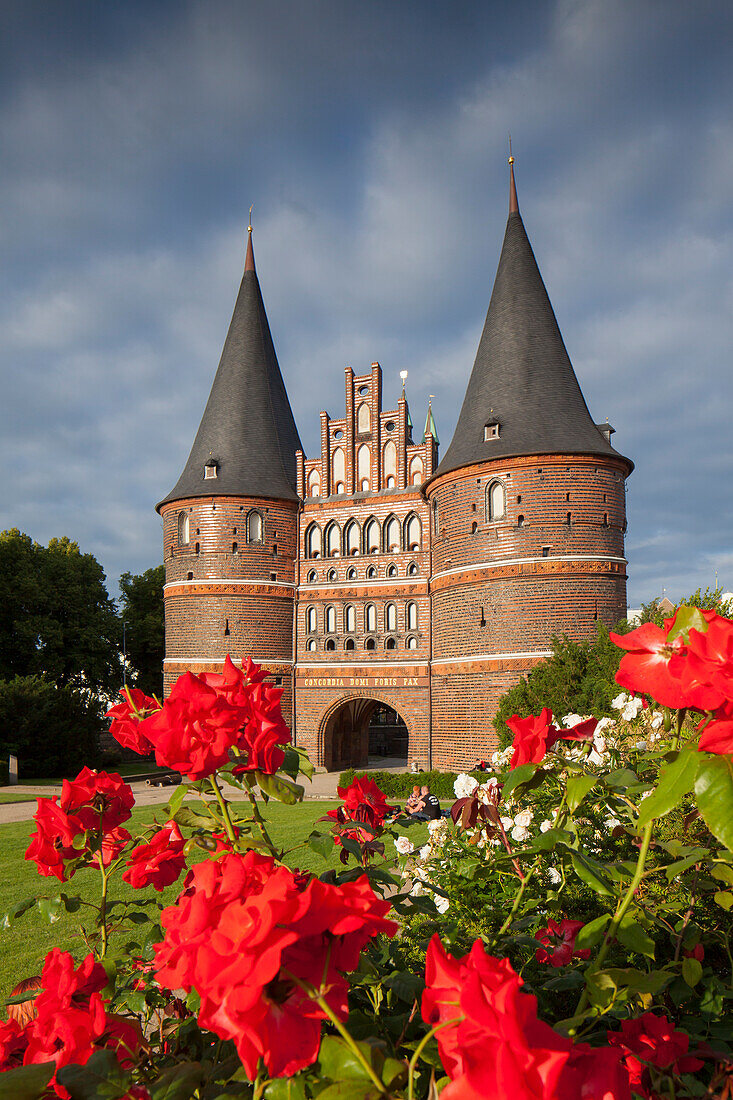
4,615,733,1098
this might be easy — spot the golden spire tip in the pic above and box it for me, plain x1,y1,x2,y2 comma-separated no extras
248,204,253,233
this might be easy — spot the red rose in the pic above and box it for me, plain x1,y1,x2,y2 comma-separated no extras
139,670,249,780
106,688,159,755
123,821,186,891
683,943,704,962
154,851,396,1079
25,797,86,881
202,656,291,774
697,699,733,754
535,919,590,968
608,1012,703,1100
558,1042,631,1100
60,767,134,833
678,613,733,708
423,935,574,1099
0,1019,28,1070
326,776,398,845
507,710,597,769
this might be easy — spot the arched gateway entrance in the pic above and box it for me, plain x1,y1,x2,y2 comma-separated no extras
320,697,409,772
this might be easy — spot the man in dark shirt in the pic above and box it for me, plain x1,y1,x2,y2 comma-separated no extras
410,785,441,821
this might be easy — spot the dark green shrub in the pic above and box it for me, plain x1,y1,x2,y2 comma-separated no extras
337,768,486,799
0,675,102,780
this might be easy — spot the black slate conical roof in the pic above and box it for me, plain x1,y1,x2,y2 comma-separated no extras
436,163,632,478
157,230,303,511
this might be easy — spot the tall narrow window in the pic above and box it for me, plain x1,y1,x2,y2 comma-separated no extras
306,607,317,634
406,601,418,630
345,520,360,556
357,444,371,491
385,515,400,553
406,635,418,650
357,403,371,433
486,480,506,522
364,518,379,555
307,468,321,497
178,511,190,545
305,524,322,559
332,447,345,494
325,522,341,557
405,513,421,551
325,606,336,633
383,440,397,488
433,500,439,534
365,603,377,632
385,603,397,631
409,455,423,484
345,605,356,633
246,510,263,543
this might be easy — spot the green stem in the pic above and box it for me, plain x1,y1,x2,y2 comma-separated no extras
407,1017,462,1100
576,820,654,1015
245,785,278,856
670,708,686,752
208,774,238,846
497,858,540,937
97,855,109,958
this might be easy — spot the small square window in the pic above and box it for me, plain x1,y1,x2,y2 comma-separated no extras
484,422,500,441
542,546,550,558
270,572,277,581
204,464,218,479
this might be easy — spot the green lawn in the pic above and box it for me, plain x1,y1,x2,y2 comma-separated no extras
0,793,40,804
0,798,428,1004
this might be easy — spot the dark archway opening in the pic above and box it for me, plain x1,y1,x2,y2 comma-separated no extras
323,699,409,772
367,704,408,764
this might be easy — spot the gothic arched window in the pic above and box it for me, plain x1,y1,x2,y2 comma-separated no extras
246,510,263,543
384,515,400,553
178,511,190,545
306,607,317,634
345,520,360,556
486,480,506,522
305,524,322,559
409,455,423,485
383,440,397,488
406,601,418,631
405,513,421,551
307,468,321,497
357,403,371,433
325,606,336,634
345,605,356,633
365,603,377,632
332,447,345,494
357,444,371,492
364,518,379,555
385,603,397,632
325,522,341,558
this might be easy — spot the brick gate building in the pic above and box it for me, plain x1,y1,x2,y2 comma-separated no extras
157,163,633,771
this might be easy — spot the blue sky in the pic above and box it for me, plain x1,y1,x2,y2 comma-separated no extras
1,0,732,606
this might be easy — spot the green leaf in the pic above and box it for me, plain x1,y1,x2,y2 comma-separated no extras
603,769,639,789
637,744,699,829
713,890,733,911
315,1084,380,1100
682,956,703,987
308,831,334,859
667,604,709,644
255,770,304,805
9,896,37,921
566,773,597,812
501,763,539,800
695,754,733,850
569,851,615,896
574,913,611,950
293,744,315,780
0,1062,54,1099
166,782,190,818
263,1079,307,1100
56,1049,131,1098
711,863,733,885
616,913,655,958
60,891,82,913
38,895,63,924
384,970,423,1003
317,1035,372,1082
173,806,215,830
148,1063,205,1100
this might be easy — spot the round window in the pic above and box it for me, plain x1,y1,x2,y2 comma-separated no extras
358,385,369,396
333,429,343,440
384,420,395,432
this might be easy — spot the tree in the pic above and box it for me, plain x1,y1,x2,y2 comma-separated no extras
0,529,120,694
637,586,732,627
0,676,101,779
118,566,165,697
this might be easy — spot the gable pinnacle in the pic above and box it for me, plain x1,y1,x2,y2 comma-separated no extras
245,205,255,272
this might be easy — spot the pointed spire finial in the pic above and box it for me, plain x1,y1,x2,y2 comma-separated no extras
508,136,519,214
244,205,255,272
400,369,408,396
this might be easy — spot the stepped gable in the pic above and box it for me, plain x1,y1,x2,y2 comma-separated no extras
157,228,303,510
436,161,632,478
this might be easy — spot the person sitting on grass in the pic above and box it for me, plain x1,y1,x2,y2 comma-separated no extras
409,785,441,821
404,785,421,814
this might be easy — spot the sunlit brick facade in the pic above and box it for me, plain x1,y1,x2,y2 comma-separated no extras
158,168,633,771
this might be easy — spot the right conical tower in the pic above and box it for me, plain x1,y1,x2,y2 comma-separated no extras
425,159,633,769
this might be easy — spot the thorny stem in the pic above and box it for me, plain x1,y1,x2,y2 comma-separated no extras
284,971,387,1094
576,820,654,1015
407,1017,462,1100
208,774,238,847
495,815,525,882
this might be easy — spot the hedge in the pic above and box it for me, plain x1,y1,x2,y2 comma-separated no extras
337,768,487,800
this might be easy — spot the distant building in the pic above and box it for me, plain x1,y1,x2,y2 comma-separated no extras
157,162,633,770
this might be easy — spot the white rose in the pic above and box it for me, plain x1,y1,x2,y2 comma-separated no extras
419,843,432,860
621,697,643,722
593,733,607,754
454,773,479,799
500,815,513,831
434,894,450,914
651,712,664,730
547,866,562,885
394,836,414,856
514,809,533,828
511,824,531,842
540,818,554,833
611,692,629,710
490,750,502,766
606,816,621,829
562,713,584,728
596,716,616,733
428,818,446,835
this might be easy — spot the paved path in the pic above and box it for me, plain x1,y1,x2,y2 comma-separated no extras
0,761,407,826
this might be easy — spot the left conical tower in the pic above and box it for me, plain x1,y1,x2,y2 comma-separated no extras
157,227,302,719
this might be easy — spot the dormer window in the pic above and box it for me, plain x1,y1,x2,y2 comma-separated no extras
204,456,219,479
484,420,500,442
